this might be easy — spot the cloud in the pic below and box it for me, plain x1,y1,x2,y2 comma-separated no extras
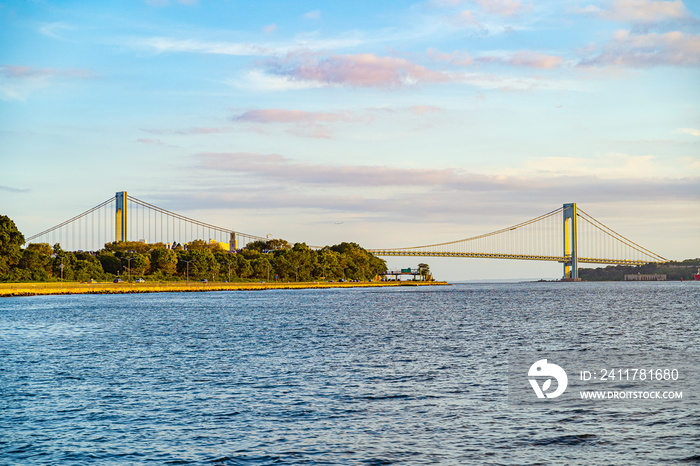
452,10,484,29
197,152,471,187
0,65,95,100
408,105,441,115
675,128,700,136
263,53,451,88
39,22,72,40
522,153,666,179
428,47,564,69
473,0,531,17
234,108,354,124
142,126,233,136
231,69,327,91
427,47,474,66
231,108,362,139
196,151,698,190
579,30,700,67
474,51,564,69
0,185,30,193
137,138,166,145
1,65,93,79
304,10,321,20
179,152,700,228
504,51,564,69
263,24,277,34
591,0,692,23
140,37,269,56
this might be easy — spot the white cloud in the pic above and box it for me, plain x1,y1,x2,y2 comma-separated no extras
675,127,700,136
518,153,696,179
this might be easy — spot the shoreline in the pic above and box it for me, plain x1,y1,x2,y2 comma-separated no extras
0,280,450,298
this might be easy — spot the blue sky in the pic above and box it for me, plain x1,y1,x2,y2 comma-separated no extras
1,0,699,280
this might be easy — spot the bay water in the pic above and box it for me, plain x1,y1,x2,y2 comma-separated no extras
1,282,698,464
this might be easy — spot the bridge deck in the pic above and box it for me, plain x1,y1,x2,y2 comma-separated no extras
368,250,654,266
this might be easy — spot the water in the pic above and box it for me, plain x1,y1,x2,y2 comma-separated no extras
1,282,698,465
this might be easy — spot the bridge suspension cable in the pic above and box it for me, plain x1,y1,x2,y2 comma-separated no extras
368,207,566,262
24,194,667,275
24,192,268,252
369,204,667,269
576,208,666,264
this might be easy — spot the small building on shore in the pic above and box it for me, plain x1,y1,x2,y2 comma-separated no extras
624,273,666,281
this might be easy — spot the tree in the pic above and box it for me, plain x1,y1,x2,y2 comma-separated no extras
97,250,122,275
19,243,54,280
251,257,272,280
418,263,430,281
235,255,253,279
73,252,105,281
214,251,237,281
178,249,219,280
0,215,25,275
317,248,341,279
104,241,152,255
330,242,387,280
246,238,291,253
150,248,177,275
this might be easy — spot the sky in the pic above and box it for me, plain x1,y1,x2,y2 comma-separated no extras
1,0,699,281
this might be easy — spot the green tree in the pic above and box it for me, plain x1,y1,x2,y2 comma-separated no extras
317,248,342,279
0,215,25,275
178,249,219,280
251,257,272,280
246,238,291,253
73,252,105,281
330,242,386,280
235,255,253,279
19,243,54,277
418,263,431,280
214,251,237,281
96,250,122,275
51,250,76,281
150,248,178,275
122,253,149,278
104,241,152,255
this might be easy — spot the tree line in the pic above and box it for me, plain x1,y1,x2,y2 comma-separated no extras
579,259,700,281
0,215,387,282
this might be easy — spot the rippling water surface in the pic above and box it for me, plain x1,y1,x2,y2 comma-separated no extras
1,282,699,464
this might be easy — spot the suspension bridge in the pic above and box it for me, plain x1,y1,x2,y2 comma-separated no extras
24,192,667,280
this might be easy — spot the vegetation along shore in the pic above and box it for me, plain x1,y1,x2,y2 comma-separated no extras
1,214,444,296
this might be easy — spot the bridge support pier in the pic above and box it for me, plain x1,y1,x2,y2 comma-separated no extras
229,232,237,252
116,191,128,242
563,202,578,280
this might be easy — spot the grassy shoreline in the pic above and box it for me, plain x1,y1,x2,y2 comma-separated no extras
0,280,449,298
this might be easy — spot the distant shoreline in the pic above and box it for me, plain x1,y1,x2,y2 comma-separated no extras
0,280,450,298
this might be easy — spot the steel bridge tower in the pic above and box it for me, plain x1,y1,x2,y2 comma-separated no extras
116,191,128,242
563,202,578,280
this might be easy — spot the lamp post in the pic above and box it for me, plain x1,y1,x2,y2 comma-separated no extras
57,255,65,282
124,257,135,283
265,263,271,282
181,259,194,284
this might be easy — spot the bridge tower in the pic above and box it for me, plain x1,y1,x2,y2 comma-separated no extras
116,191,128,242
563,202,578,280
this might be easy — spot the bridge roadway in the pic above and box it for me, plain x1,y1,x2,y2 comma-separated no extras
367,250,651,266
